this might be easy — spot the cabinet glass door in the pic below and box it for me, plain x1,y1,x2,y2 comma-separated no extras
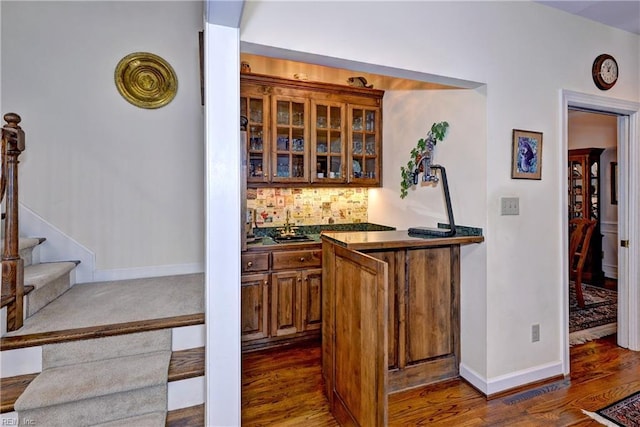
241,94,269,183
312,102,345,183
589,160,599,220
349,106,380,184
568,160,584,218
272,97,308,183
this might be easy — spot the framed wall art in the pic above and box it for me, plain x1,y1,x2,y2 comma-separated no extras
511,129,543,180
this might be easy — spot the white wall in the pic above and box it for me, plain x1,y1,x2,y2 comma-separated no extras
239,0,639,390
1,1,205,273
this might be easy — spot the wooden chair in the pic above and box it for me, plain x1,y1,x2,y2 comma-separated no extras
569,218,596,308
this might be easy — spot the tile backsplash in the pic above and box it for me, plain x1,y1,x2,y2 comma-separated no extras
247,188,368,226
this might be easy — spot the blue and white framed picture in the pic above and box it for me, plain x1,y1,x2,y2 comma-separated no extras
511,129,543,180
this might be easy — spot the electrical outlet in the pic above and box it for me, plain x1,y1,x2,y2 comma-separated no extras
501,197,520,215
532,324,540,342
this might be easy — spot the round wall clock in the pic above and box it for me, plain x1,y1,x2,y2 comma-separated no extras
592,54,618,90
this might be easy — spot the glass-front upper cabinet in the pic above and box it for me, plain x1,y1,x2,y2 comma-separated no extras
241,73,384,188
271,96,309,183
568,148,604,221
349,105,381,185
241,86,270,184
311,101,346,183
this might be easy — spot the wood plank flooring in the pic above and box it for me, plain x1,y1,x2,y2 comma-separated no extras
241,335,640,426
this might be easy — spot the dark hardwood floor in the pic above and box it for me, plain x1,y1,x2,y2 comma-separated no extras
242,335,639,426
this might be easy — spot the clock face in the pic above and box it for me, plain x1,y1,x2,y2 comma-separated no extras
592,54,618,90
600,58,618,84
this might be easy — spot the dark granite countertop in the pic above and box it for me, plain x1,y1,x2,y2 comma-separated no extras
246,222,395,248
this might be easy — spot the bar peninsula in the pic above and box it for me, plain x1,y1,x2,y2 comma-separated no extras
321,228,484,426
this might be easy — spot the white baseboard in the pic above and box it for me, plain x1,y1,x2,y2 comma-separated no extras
19,204,95,283
460,360,564,396
93,263,204,283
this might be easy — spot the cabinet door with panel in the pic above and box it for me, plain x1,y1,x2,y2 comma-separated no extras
241,83,271,184
270,270,302,337
241,273,270,342
301,268,322,331
311,100,346,183
348,104,381,185
271,95,310,184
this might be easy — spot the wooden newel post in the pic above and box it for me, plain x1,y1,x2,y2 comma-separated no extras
2,112,26,331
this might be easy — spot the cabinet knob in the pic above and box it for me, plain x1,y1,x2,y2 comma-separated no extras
246,261,253,268
273,173,277,177
299,257,306,262
264,280,268,285
297,277,302,282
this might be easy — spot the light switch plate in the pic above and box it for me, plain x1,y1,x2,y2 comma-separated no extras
501,197,519,215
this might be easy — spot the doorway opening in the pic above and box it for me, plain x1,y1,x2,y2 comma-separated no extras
561,90,640,375
567,109,618,347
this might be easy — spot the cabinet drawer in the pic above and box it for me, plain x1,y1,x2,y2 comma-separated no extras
272,250,321,270
241,252,270,273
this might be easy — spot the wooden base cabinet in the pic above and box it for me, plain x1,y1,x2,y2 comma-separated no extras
241,247,322,352
321,230,483,426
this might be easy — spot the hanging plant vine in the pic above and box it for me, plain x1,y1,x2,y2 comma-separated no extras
400,121,449,198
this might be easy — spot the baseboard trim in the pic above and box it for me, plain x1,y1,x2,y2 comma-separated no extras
460,360,564,396
93,263,204,283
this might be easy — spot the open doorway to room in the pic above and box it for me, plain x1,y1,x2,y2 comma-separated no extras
567,109,619,346
562,90,640,375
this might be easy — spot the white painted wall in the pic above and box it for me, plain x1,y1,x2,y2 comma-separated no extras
1,1,205,272
239,0,639,389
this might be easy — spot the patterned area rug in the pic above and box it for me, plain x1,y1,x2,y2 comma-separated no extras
569,281,617,346
583,390,640,426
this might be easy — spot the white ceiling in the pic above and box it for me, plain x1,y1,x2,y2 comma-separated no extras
537,1,640,35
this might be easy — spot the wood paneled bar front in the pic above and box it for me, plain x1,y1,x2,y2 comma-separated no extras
321,230,483,426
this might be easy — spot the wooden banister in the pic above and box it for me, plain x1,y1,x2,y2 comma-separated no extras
1,112,25,331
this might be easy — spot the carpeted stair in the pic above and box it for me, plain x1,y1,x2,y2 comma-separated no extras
2,237,79,327
14,333,171,425
2,238,205,426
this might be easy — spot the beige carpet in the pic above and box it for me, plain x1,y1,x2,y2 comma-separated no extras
6,273,204,336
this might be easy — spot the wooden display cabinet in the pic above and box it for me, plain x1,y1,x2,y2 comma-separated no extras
568,148,604,284
241,73,383,187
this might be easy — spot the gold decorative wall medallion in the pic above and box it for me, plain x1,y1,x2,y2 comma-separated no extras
115,52,177,109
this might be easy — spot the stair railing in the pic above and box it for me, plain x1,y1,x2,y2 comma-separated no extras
1,113,26,331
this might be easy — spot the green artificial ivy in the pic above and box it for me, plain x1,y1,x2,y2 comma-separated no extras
400,121,449,198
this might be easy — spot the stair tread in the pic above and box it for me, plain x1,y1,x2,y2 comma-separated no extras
166,404,204,427
90,411,166,427
24,261,78,288
3,273,204,340
0,237,46,252
14,350,171,410
168,347,205,382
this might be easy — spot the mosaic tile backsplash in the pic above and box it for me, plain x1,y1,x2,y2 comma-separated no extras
246,188,368,226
